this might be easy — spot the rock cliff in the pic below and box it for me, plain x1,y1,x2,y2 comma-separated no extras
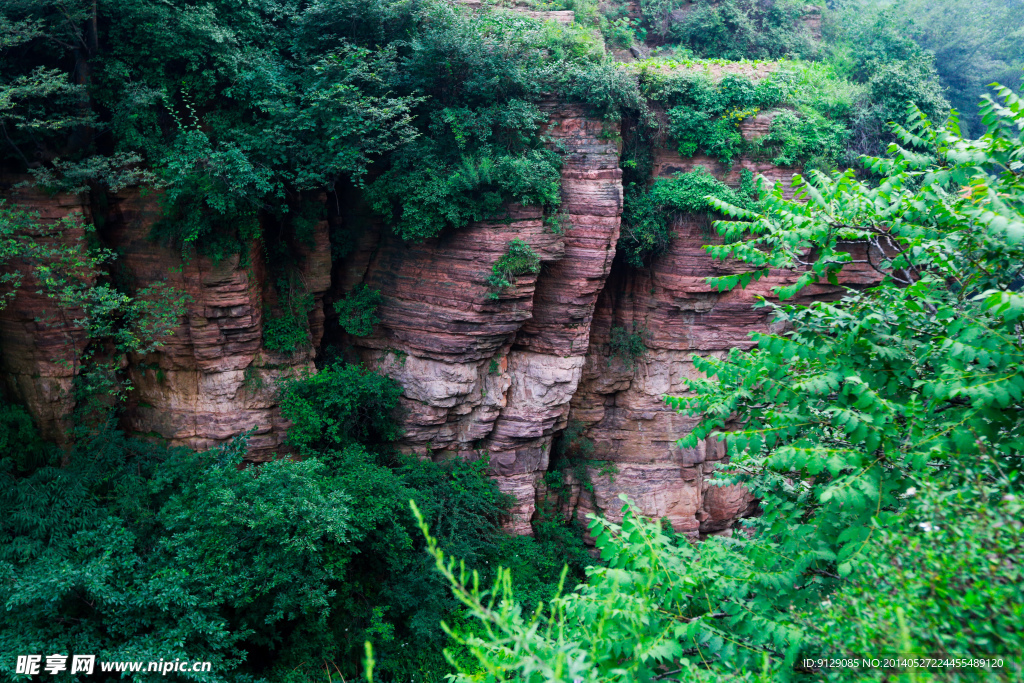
104,190,333,460
0,182,91,441
0,93,872,538
334,104,622,533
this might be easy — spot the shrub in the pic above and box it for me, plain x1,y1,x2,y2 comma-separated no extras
334,284,383,337
486,238,541,299
150,130,272,261
619,183,672,267
752,110,849,170
368,145,563,242
658,74,780,164
619,168,756,267
650,167,751,213
812,477,1024,677
280,362,404,453
262,281,316,354
668,0,817,60
608,323,648,369
263,309,311,354
0,427,352,681
654,70,860,168
601,16,641,49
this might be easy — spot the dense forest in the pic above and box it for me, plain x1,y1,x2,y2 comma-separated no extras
1,0,1022,681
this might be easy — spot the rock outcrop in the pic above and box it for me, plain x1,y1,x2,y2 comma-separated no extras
561,218,883,538
0,182,91,441
1,51,867,539
338,104,622,533
103,191,333,460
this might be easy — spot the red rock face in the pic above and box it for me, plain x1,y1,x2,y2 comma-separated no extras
2,93,875,540
102,190,329,459
563,219,883,538
0,182,91,441
340,104,622,533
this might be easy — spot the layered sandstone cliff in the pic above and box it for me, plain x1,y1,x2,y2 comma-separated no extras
1,85,867,538
0,182,92,441
332,104,623,533
105,191,333,460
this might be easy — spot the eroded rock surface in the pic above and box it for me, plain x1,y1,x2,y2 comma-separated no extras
340,104,622,533
0,182,91,441
563,218,884,536
2,89,869,539
106,191,331,459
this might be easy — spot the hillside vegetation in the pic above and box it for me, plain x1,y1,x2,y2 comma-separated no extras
1,0,1022,681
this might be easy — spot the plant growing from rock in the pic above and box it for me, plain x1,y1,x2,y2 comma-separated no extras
334,284,383,337
487,238,541,300
262,276,316,354
619,168,759,268
608,323,649,369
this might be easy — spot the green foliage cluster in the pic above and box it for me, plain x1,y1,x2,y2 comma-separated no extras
0,358,592,682
601,15,644,50
487,238,541,299
416,88,1024,682
334,284,383,337
632,0,953,161
831,0,1023,138
2,0,957,266
0,419,351,681
0,0,651,258
2,0,423,257
814,480,1023,678
619,182,671,267
276,362,592,681
815,4,951,158
753,109,848,169
651,71,850,169
262,279,316,355
608,323,649,370
619,167,755,267
281,362,404,453
668,0,818,60
149,130,273,261
659,74,778,163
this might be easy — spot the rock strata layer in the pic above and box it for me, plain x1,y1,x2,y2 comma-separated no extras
104,191,332,459
340,104,622,533
0,182,92,441
2,94,872,539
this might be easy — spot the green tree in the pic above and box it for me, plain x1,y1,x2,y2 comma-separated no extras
833,0,1024,137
